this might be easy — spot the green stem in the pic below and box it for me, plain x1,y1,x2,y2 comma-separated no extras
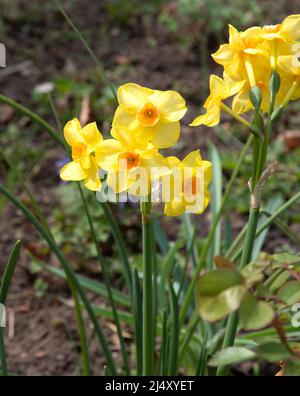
179,135,253,323
0,183,117,375
217,207,260,376
0,329,7,376
231,190,300,263
141,199,154,375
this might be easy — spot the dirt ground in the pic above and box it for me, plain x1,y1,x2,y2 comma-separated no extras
0,0,299,375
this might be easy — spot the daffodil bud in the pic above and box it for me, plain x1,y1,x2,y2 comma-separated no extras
249,87,262,109
269,71,281,97
271,107,284,123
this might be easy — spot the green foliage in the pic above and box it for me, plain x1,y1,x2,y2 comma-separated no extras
196,252,300,334
53,183,110,260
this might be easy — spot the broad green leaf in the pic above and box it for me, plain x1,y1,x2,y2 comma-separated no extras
284,358,300,376
214,256,235,270
240,293,274,331
197,268,243,296
277,281,300,306
256,342,291,362
197,268,246,321
209,347,256,367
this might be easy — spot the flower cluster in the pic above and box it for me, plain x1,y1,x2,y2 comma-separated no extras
60,83,212,216
191,15,300,127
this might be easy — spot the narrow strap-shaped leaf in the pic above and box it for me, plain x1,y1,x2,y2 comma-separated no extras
77,183,130,375
157,309,168,376
0,95,64,147
44,264,130,307
101,202,132,295
132,268,143,376
178,311,200,362
0,183,117,375
195,331,208,376
207,143,222,266
168,281,179,375
0,241,21,376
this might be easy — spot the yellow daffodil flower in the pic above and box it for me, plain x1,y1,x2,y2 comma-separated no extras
277,55,300,104
243,15,300,69
244,15,300,43
212,24,268,83
60,118,103,191
190,75,245,127
95,126,167,195
112,83,187,149
162,151,212,217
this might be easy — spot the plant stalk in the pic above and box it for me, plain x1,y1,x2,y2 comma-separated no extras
141,199,154,375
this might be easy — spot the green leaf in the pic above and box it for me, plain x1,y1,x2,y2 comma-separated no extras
209,347,256,367
270,253,300,268
251,195,283,260
256,342,291,363
277,281,300,306
284,358,300,376
268,270,291,293
44,265,130,307
196,269,246,322
240,293,274,331
197,268,243,296
208,144,222,267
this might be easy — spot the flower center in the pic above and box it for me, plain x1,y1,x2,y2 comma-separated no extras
264,24,281,33
137,102,160,126
72,143,87,162
119,151,141,170
183,176,199,196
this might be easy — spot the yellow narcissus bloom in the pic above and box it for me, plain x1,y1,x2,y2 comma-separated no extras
112,83,187,149
60,118,103,191
190,75,245,127
95,126,167,195
277,55,300,104
162,151,212,217
244,15,300,43
212,24,268,83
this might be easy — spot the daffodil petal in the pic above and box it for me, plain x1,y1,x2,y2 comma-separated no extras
151,90,187,122
182,150,202,167
112,106,135,128
107,170,136,193
117,83,154,114
81,122,103,146
84,156,101,191
64,118,84,147
150,121,180,149
95,139,122,172
232,88,252,114
164,201,185,217
281,14,300,42
60,161,88,181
